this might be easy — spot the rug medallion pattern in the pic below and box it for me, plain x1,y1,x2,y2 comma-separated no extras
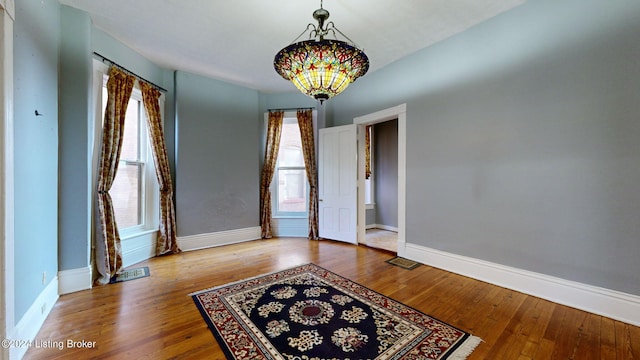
192,264,480,359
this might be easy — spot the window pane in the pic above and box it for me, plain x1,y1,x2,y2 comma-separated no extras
279,122,304,167
111,163,142,228
120,98,140,161
365,178,372,204
277,169,307,213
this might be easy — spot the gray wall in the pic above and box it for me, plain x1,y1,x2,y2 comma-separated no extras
374,120,398,228
14,0,60,320
173,88,321,238
58,6,92,272
175,71,260,236
329,0,640,296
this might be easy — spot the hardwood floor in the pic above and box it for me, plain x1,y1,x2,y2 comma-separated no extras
25,238,640,359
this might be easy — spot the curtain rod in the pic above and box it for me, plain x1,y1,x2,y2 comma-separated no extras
268,107,315,112
92,52,168,93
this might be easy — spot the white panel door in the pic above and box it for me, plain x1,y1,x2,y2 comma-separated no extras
318,124,357,244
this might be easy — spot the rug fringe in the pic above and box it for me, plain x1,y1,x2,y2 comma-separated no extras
448,336,483,360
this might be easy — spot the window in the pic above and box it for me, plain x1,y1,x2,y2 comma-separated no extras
273,117,308,217
97,71,159,235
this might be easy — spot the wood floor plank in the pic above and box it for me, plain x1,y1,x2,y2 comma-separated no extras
523,297,556,359
550,306,588,359
22,238,640,360
629,322,640,359
600,316,618,359
481,294,537,359
575,313,602,360
616,321,639,360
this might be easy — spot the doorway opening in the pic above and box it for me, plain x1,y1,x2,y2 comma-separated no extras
360,120,398,253
354,104,407,257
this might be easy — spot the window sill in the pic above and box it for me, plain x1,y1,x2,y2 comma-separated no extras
272,215,309,220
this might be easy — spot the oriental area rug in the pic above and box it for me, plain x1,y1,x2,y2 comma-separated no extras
191,263,481,360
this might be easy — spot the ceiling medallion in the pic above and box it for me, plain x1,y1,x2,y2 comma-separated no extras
273,0,369,103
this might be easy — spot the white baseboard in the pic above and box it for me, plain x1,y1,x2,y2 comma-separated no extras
58,267,92,295
178,226,261,252
366,224,398,232
9,276,59,359
404,243,640,327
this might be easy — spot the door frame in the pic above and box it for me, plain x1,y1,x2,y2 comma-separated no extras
354,104,407,256
0,1,15,358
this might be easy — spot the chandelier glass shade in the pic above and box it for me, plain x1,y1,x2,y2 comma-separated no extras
273,3,369,102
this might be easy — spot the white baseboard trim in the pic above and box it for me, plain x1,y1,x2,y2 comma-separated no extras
404,243,640,327
367,224,398,232
178,226,261,252
58,267,92,295
9,276,59,359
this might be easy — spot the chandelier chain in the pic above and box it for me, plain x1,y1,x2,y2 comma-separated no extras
290,23,315,44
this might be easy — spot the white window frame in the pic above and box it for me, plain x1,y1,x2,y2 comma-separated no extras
271,116,309,219
92,61,159,240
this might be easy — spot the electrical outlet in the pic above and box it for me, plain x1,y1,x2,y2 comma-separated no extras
42,271,46,285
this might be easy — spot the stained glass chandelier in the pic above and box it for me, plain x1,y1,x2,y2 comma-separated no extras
273,1,369,103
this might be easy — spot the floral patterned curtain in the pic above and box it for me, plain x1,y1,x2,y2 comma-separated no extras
260,111,284,238
297,109,319,240
140,82,181,256
95,66,135,285
365,125,372,179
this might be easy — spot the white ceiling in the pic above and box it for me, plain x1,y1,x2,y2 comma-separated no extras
59,0,527,93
